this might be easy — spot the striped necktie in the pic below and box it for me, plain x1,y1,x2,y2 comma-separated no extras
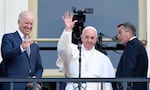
27,45,31,57
24,36,31,57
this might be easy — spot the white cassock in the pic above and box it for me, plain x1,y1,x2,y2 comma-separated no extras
56,30,115,90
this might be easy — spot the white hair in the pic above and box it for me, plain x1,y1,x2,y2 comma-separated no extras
82,26,97,36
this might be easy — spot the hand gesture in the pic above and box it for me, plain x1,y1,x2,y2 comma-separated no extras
22,35,33,49
62,11,78,31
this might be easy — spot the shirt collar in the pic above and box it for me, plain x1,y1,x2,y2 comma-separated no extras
129,36,136,41
17,29,24,40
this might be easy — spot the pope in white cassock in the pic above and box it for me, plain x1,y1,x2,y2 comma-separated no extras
56,11,115,90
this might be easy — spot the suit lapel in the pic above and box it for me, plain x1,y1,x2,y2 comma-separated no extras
13,31,22,44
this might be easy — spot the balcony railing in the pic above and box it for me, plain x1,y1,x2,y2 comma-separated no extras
0,78,149,90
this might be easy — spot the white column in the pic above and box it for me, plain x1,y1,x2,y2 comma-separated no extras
0,0,28,62
0,0,5,42
0,0,6,62
138,0,147,40
5,0,28,33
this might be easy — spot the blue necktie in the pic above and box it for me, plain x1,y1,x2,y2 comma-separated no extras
27,45,31,57
24,36,31,57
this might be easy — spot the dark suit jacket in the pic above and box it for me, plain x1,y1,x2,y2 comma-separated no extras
114,38,148,90
1,31,43,90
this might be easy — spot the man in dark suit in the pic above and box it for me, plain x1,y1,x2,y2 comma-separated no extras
1,11,43,90
113,22,148,90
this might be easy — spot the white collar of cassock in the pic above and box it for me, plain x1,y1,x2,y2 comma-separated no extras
81,44,95,57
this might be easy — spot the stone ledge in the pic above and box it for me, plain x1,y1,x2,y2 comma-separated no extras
42,69,64,78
